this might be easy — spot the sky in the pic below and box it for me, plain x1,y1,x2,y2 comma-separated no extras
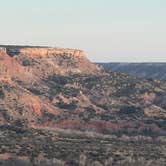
0,0,166,62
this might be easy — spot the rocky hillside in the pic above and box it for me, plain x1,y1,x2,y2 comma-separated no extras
99,63,166,80
0,45,166,165
1,45,102,77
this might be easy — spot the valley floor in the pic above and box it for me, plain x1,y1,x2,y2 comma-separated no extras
0,126,166,166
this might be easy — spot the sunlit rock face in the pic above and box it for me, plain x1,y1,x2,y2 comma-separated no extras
0,45,103,128
0,46,102,77
0,47,24,77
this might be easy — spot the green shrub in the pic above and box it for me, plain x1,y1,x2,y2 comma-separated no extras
0,85,4,98
56,100,78,110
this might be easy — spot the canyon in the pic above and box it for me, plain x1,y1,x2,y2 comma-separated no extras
99,63,166,80
0,45,166,166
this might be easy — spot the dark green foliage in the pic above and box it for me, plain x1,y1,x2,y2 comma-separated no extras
12,119,28,128
27,87,43,95
22,59,31,66
0,83,12,92
63,87,80,97
80,107,96,122
56,99,78,110
0,87,4,98
49,75,69,85
0,109,10,121
46,75,81,100
100,114,112,121
154,92,166,109
119,106,141,114
96,104,110,110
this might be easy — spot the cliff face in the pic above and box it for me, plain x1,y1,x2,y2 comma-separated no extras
0,46,102,77
6,47,85,57
0,47,25,78
0,45,103,127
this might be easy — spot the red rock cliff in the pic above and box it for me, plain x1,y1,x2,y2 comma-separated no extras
1,46,102,77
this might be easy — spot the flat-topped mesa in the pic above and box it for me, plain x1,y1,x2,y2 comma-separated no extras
1,46,85,58
0,45,103,76
18,48,85,57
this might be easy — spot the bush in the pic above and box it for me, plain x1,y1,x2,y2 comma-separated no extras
56,100,78,110
0,86,4,98
119,106,140,114
22,59,31,66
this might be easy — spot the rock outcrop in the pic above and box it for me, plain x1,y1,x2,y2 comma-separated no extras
0,45,103,127
0,47,25,78
0,46,102,78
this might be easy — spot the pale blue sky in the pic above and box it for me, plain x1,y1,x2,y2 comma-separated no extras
0,0,166,62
